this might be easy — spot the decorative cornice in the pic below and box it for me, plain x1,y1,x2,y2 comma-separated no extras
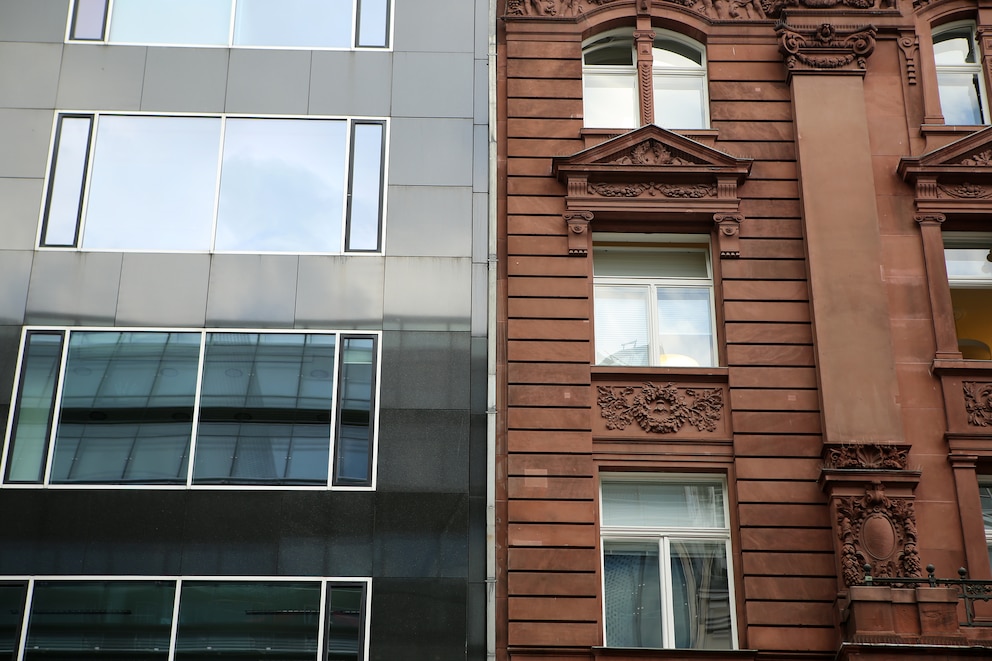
824,443,910,470
836,482,922,586
964,381,992,427
776,22,876,75
597,382,723,434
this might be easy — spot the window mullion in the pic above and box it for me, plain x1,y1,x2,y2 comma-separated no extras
15,579,35,661
228,0,237,46
41,331,72,486
328,333,342,487
73,113,99,249
167,578,182,661
186,332,208,487
317,580,328,660
209,118,226,252
659,536,675,649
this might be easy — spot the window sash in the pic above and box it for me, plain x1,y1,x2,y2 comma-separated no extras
40,114,386,255
934,23,989,126
1,578,368,661
2,329,379,489
68,0,390,48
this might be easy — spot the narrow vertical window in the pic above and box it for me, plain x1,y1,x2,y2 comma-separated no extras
334,336,377,486
69,0,108,40
0,583,27,658
4,332,63,483
346,122,386,252
357,0,390,48
41,115,92,247
934,22,989,126
326,583,367,660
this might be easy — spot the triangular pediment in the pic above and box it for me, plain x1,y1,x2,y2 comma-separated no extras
898,127,992,216
553,125,752,180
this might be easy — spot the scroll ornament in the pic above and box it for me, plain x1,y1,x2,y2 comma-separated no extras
597,382,723,434
964,381,992,427
777,23,876,72
836,482,921,586
824,443,909,470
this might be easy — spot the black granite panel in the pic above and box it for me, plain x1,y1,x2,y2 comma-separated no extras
373,491,468,578
376,408,470,493
378,331,471,410
0,325,22,437
369,577,467,661
470,335,487,414
469,412,487,499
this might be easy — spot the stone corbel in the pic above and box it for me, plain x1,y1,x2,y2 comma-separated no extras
777,22,877,78
897,33,919,85
564,211,593,256
714,213,744,258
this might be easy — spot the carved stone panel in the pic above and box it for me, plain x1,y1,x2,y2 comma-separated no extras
835,482,921,586
595,381,728,437
777,22,876,76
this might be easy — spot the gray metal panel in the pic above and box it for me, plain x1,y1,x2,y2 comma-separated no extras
295,255,385,329
226,49,310,115
384,186,472,257
0,178,44,250
0,250,33,324
472,192,487,264
25,251,122,325
141,47,230,113
205,254,299,327
57,45,147,110
473,123,488,193
0,0,69,42
0,42,62,108
383,256,471,331
116,253,211,326
308,51,392,117
392,52,474,119
0,109,54,178
473,58,488,125
392,0,474,53
388,118,474,186
471,262,487,338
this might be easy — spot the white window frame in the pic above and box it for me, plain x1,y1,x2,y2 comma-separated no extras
66,0,394,50
599,473,737,650
38,112,389,256
933,21,990,126
0,327,382,491
0,575,371,661
593,233,718,368
582,28,710,130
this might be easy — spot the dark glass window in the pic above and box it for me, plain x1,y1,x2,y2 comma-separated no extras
0,583,27,660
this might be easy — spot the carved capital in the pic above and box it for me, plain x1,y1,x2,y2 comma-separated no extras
835,482,921,586
897,35,919,85
714,213,744,258
913,213,946,227
564,211,593,257
597,382,724,434
776,22,876,76
824,443,910,470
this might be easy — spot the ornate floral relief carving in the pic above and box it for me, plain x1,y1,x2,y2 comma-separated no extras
777,23,876,73
824,443,909,470
504,0,616,16
964,382,992,427
836,482,921,586
505,0,890,19
937,182,992,199
897,36,918,85
958,150,992,166
597,382,723,434
606,140,699,166
588,182,715,198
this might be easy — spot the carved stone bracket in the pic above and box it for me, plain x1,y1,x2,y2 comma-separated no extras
564,211,593,257
897,34,919,85
714,213,744,258
597,382,724,434
913,213,946,227
776,22,876,76
820,443,921,592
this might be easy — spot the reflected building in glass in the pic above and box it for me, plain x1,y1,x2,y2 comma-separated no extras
0,1,490,659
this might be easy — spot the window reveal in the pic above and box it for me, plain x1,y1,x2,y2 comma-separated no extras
41,114,386,254
3,330,378,488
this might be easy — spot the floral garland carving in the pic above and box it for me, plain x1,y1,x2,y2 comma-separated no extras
607,140,698,166
824,443,909,470
597,382,723,434
937,182,992,199
964,382,992,427
588,182,716,198
777,23,876,73
504,0,616,16
836,482,921,586
958,150,992,166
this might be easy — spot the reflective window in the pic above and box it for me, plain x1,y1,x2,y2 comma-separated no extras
594,234,717,367
583,30,708,129
981,484,992,567
67,0,389,48
6,579,367,661
41,114,386,254
934,22,989,125
601,477,735,650
944,234,992,359
2,330,379,488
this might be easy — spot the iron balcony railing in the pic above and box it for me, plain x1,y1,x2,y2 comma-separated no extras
863,563,992,627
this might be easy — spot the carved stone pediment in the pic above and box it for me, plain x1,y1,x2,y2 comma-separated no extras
552,125,752,217
898,126,992,216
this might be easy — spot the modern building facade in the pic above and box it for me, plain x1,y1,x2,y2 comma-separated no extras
0,1,491,659
496,0,992,659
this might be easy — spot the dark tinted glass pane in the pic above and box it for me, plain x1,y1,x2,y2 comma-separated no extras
0,584,27,658
49,332,199,484
346,123,384,252
175,582,320,660
334,337,375,486
24,581,174,660
42,116,91,247
71,0,108,40
193,334,335,485
326,584,364,660
6,333,63,483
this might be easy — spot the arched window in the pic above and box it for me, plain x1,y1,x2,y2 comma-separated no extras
933,21,989,125
582,29,708,130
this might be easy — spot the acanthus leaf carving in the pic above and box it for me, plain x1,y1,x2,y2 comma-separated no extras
607,140,699,166
937,182,992,199
836,482,921,587
964,381,992,427
504,0,616,16
958,150,992,166
587,182,716,198
776,22,876,74
597,382,723,434
824,443,909,470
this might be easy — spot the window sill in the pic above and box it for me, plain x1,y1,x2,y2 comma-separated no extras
591,648,753,660
580,127,719,149
932,357,992,375
592,365,729,383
